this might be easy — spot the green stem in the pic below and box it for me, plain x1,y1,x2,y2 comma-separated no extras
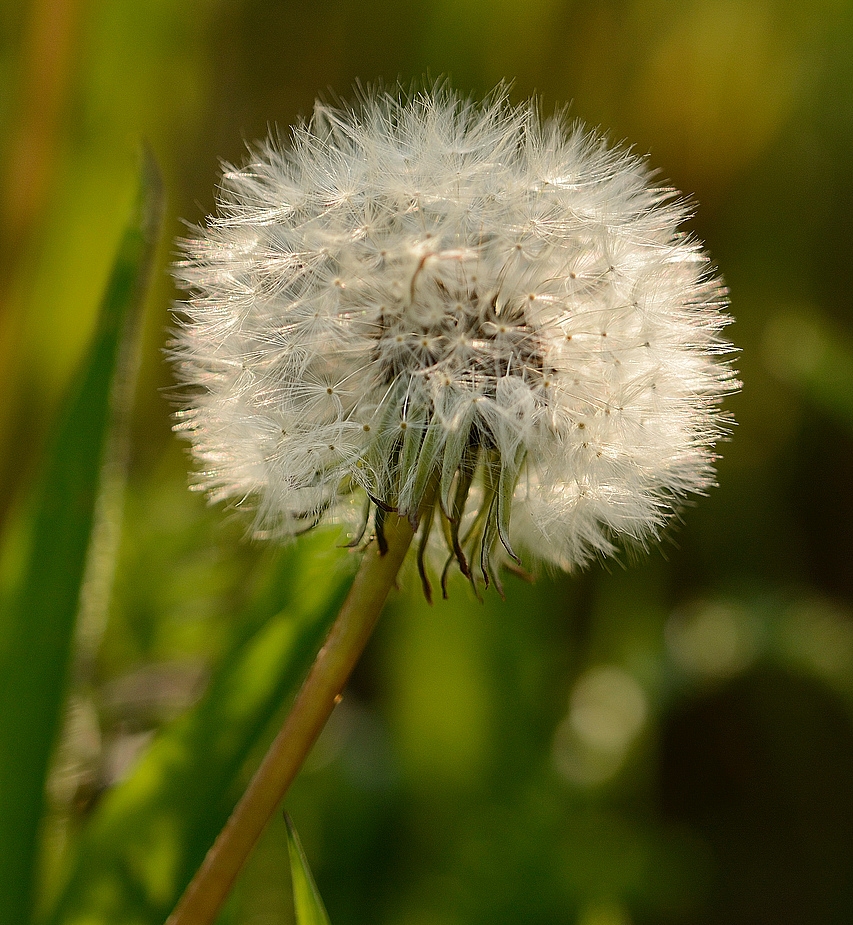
166,513,416,925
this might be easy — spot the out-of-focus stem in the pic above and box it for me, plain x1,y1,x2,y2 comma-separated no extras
0,0,82,531
166,513,415,925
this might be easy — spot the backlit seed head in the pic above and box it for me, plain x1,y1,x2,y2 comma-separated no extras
171,83,739,596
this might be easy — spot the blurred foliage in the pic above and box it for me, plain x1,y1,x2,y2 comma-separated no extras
1,0,852,924
0,152,163,925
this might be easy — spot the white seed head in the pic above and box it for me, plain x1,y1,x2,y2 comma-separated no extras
171,83,738,593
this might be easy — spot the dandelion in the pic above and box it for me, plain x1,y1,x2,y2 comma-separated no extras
167,83,739,925
171,83,738,596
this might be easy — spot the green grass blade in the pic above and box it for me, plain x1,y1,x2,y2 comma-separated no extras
285,814,332,925
0,152,164,925
44,537,351,925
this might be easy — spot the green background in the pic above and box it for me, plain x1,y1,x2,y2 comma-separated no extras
1,0,852,922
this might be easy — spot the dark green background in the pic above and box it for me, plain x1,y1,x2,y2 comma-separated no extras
2,0,852,922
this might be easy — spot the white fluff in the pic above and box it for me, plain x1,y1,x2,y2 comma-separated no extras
171,83,738,580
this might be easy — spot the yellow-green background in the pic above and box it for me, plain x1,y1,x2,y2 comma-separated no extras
2,0,853,922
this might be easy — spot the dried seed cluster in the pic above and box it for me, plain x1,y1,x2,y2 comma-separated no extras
171,84,738,594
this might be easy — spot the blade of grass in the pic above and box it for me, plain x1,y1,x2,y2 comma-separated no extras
0,150,164,925
285,814,332,925
44,536,352,925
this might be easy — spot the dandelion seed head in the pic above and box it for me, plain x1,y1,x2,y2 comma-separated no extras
171,82,738,589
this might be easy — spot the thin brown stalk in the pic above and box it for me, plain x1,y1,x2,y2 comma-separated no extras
166,512,415,925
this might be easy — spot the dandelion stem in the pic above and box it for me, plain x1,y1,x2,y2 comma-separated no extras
166,513,416,925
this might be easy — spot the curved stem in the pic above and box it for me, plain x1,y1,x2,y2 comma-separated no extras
167,513,415,925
